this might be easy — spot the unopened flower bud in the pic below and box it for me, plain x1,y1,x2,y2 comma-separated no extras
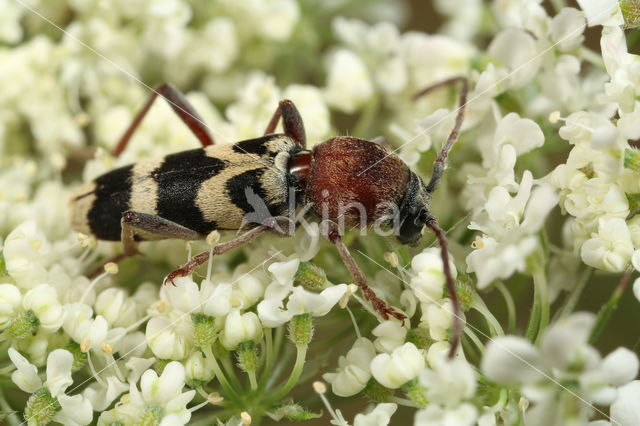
65,340,87,372
621,0,640,28
402,378,428,407
235,341,259,373
406,327,434,350
25,388,61,425
625,148,640,173
5,309,39,339
191,313,217,348
294,262,328,291
454,275,476,312
288,313,313,347
363,379,394,402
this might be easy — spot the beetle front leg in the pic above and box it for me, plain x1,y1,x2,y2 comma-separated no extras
113,83,215,157
264,100,306,148
324,221,406,323
164,216,296,285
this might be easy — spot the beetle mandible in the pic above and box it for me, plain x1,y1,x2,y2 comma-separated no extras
70,77,468,356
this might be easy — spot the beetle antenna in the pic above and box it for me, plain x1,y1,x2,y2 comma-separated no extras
425,217,461,359
416,77,469,195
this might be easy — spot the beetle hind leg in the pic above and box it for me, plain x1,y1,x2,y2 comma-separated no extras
164,216,296,285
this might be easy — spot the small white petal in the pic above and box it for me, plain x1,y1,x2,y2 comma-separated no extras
45,349,74,397
8,347,42,393
481,336,543,384
611,380,640,426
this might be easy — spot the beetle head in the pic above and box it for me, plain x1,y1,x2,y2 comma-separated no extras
397,172,431,246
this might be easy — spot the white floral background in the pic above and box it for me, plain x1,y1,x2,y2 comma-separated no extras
1,0,640,425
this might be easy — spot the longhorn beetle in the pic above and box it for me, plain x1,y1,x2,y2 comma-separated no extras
70,77,468,356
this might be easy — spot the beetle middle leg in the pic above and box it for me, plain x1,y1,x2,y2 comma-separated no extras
324,221,406,323
112,83,215,157
164,216,296,285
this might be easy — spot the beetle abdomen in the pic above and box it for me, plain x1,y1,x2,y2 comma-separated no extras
70,134,301,241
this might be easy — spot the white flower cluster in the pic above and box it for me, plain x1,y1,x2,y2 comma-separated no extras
3,0,640,425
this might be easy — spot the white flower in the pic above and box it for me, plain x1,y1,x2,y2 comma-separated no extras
128,361,196,425
0,283,21,328
420,299,455,341
419,359,477,406
145,316,192,360
576,0,623,27
372,321,407,353
581,217,634,272
3,220,49,288
9,348,93,425
370,342,426,389
94,287,138,328
23,283,65,332
549,8,586,52
323,337,377,397
409,248,456,303
481,313,639,423
63,303,109,353
324,49,373,113
487,29,541,89
220,309,263,350
83,375,129,411
353,403,398,426
611,380,640,426
414,403,478,426
184,350,216,384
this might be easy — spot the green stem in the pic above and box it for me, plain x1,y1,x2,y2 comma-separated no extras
202,345,239,400
472,294,504,337
464,326,485,354
589,270,632,344
494,281,516,334
269,344,308,402
556,267,593,320
248,370,258,391
533,266,549,345
221,354,242,391
0,387,19,426
525,290,541,342
259,328,273,388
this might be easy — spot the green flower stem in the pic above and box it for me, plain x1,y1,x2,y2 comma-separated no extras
578,46,606,71
557,267,593,320
259,328,273,388
590,270,632,344
525,248,549,343
269,344,308,402
0,387,20,426
202,345,239,400
390,396,419,408
220,354,243,391
464,326,485,354
533,265,549,345
471,293,504,337
494,281,516,334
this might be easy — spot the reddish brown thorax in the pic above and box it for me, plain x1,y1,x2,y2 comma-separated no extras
305,136,410,226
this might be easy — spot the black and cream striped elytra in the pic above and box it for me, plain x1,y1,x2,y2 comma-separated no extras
70,134,301,241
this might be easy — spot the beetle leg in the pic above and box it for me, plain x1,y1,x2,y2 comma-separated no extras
113,83,215,157
164,216,296,285
412,77,469,195
324,221,406,323
264,100,306,148
120,211,203,256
